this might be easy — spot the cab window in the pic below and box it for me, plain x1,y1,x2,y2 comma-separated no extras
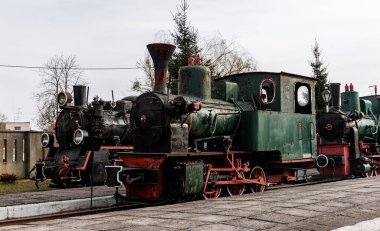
295,83,311,114
260,79,275,104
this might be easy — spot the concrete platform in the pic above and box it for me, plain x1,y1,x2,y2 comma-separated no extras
2,176,380,230
0,186,116,220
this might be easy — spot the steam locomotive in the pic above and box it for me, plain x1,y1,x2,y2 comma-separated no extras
105,43,318,201
316,83,380,177
30,86,134,187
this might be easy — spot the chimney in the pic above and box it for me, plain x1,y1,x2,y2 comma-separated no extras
147,43,176,94
330,83,341,109
73,85,87,107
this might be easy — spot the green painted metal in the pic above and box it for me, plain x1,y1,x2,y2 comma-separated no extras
211,81,238,101
181,162,204,195
241,110,317,161
178,66,211,100
360,95,380,115
186,99,240,138
357,117,378,141
360,99,373,115
341,91,360,112
212,71,317,161
178,66,240,139
217,72,282,111
216,72,316,114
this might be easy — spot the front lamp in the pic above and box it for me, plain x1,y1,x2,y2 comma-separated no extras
41,133,54,148
73,129,88,145
57,92,73,106
321,87,331,105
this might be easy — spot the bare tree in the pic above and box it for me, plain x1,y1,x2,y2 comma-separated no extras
34,54,86,130
131,54,155,92
132,33,257,92
0,112,7,123
201,33,257,78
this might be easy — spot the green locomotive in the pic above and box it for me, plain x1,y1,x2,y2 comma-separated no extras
106,43,318,200
317,83,380,177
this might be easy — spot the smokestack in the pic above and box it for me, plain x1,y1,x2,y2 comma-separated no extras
73,85,87,107
330,83,341,109
147,43,176,94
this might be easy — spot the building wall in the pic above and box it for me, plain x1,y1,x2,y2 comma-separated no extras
0,122,30,131
0,131,47,178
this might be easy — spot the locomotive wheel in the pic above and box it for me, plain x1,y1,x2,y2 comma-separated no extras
226,184,245,196
249,166,267,193
203,171,222,200
53,167,69,187
372,169,377,177
363,170,373,178
202,186,222,200
376,168,380,176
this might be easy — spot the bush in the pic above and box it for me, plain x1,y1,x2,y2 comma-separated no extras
0,173,17,184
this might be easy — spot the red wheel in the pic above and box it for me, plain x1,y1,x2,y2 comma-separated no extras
363,170,373,177
227,184,245,196
203,171,222,200
249,166,267,193
203,186,222,200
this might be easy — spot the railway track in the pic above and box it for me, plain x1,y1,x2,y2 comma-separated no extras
267,176,346,191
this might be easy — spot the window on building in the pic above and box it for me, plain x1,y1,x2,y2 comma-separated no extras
13,139,17,162
3,139,7,162
14,126,21,131
22,139,25,162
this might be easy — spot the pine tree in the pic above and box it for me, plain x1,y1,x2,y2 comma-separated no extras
310,40,329,115
168,0,201,94
132,1,257,94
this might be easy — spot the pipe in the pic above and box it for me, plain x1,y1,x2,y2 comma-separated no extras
330,83,341,109
147,43,176,94
73,85,87,107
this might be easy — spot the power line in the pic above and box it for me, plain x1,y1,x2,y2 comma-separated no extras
0,64,142,70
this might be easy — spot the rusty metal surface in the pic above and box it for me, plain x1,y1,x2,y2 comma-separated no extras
211,81,238,101
146,43,176,94
178,65,211,100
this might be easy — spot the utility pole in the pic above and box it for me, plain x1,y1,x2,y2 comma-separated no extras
14,108,22,122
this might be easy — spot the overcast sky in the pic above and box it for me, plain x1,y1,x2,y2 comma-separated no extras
1,0,379,129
